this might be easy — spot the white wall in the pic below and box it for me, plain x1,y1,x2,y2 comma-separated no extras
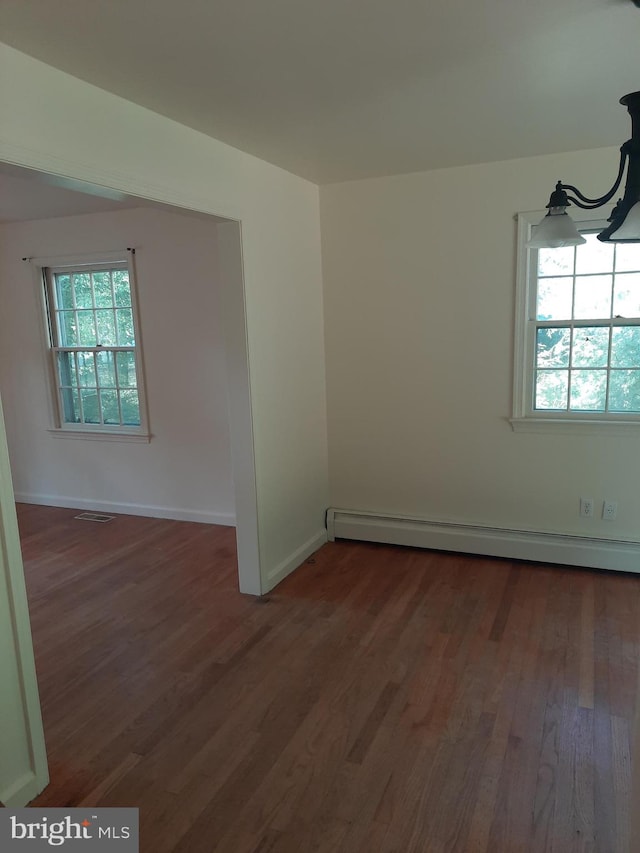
0,206,235,524
0,43,330,596
321,146,640,545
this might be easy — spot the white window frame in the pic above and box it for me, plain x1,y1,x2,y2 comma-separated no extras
36,250,150,442
512,209,640,435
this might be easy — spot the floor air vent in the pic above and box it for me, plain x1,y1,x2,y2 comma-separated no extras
74,512,115,523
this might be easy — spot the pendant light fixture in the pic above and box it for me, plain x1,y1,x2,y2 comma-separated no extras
528,90,640,248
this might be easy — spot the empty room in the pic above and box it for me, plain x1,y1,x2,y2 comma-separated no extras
1,1,640,851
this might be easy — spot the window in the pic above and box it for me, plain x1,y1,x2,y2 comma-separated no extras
42,253,148,439
513,214,640,432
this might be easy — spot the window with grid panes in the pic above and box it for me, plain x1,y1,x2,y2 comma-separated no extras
514,216,640,428
43,258,147,435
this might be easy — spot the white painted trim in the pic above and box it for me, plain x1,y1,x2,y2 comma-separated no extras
47,428,151,442
512,212,535,419
14,493,236,527
0,395,49,807
216,221,262,595
512,208,640,431
35,250,151,439
327,508,640,574
24,250,131,268
264,529,328,592
510,417,640,436
1,771,45,809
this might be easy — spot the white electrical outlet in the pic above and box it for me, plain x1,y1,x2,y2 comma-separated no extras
602,500,618,520
580,497,594,518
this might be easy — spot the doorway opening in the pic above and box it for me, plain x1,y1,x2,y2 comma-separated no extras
0,162,259,594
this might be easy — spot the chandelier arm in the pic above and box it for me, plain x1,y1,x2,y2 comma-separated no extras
565,195,612,211
561,147,628,208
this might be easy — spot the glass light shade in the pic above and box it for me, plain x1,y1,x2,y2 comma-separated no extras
526,208,587,249
602,200,640,242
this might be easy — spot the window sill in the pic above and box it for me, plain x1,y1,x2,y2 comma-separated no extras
47,428,151,443
509,417,640,436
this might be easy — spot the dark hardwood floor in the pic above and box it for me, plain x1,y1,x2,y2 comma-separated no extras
19,503,639,852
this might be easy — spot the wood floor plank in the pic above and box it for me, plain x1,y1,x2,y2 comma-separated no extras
633,661,640,853
611,714,631,852
579,579,595,710
18,504,639,852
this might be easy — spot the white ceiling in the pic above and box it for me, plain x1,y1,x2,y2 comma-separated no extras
1,0,639,183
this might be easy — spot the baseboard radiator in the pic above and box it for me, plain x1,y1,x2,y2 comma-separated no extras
326,508,640,574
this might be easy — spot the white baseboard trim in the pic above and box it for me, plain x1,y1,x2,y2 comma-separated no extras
264,529,328,592
326,508,640,574
14,493,236,527
1,770,48,808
